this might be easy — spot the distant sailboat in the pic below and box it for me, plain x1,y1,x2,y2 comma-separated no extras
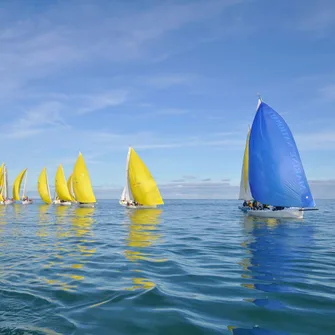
120,147,164,209
238,126,253,212
37,167,52,204
54,164,72,206
13,168,32,204
245,97,317,218
72,152,96,208
0,164,13,205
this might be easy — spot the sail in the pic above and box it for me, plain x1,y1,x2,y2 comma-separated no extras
249,99,315,208
1,166,9,199
55,164,73,202
12,168,27,201
120,148,134,202
238,127,252,200
38,167,52,204
72,152,96,203
67,174,76,201
5,167,9,198
128,147,164,206
0,163,4,193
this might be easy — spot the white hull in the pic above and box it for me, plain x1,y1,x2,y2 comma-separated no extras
22,200,33,205
247,208,303,219
60,201,72,206
120,201,157,209
53,200,71,206
0,199,13,205
78,203,95,208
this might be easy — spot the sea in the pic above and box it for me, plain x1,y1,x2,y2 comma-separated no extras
0,199,334,335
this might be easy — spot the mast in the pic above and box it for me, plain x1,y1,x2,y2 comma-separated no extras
22,170,28,199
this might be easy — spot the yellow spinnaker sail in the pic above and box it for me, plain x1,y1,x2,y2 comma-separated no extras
12,168,27,201
128,147,163,206
72,152,96,203
67,174,76,201
243,128,251,192
38,167,52,204
55,164,73,202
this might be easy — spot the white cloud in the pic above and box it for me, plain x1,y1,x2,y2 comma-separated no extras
75,91,128,115
3,101,69,139
0,0,244,98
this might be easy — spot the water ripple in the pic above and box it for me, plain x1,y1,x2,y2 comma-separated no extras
0,200,334,334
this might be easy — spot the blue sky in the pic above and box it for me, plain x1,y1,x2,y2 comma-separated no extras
1,0,335,199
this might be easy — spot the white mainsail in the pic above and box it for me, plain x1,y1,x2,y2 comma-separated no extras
238,127,252,201
120,147,134,202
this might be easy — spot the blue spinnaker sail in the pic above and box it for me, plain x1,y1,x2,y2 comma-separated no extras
249,101,315,208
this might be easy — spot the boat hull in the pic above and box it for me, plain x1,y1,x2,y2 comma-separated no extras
120,201,157,209
60,201,72,206
0,200,13,205
22,200,33,205
247,208,303,219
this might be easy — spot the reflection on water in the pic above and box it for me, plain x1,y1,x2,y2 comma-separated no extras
55,205,72,239
0,205,6,225
230,215,314,334
125,209,163,290
0,206,6,245
0,200,333,334
36,204,50,238
38,205,96,291
13,203,23,219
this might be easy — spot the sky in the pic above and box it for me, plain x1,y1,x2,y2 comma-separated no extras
1,0,335,199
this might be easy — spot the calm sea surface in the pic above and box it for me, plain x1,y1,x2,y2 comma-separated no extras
0,200,334,335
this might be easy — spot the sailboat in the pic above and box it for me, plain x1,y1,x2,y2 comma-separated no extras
238,126,253,212
37,167,52,204
0,164,13,205
72,152,96,208
120,146,164,209
244,97,317,219
13,168,32,204
54,164,73,206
